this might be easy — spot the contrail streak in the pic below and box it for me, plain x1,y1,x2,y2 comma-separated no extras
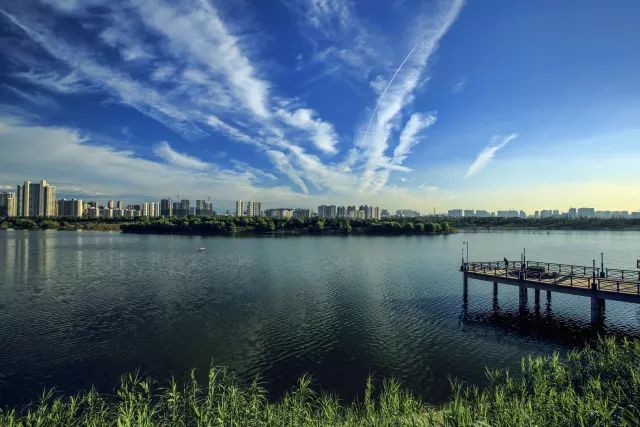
363,39,422,138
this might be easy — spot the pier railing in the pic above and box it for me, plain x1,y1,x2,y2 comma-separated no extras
463,261,640,295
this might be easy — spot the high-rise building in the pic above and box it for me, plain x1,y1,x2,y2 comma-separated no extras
577,207,596,218
292,208,311,219
86,206,100,218
447,209,463,218
0,192,17,217
195,199,213,216
235,200,244,216
372,206,381,220
160,198,173,216
56,199,83,218
17,180,56,217
464,210,476,217
265,208,293,219
246,201,261,217
173,199,190,217
496,210,519,218
337,206,346,218
317,205,336,219
397,209,420,218
381,209,390,218
107,200,114,209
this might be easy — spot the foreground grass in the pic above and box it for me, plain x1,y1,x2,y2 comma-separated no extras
2,337,640,426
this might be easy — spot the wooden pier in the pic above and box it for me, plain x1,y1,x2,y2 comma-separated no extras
461,260,640,324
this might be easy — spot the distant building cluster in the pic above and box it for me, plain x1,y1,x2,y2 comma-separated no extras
317,205,384,220
234,200,261,217
2,178,640,221
448,209,526,219
448,208,640,219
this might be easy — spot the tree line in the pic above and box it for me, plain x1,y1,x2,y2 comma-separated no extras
119,216,453,235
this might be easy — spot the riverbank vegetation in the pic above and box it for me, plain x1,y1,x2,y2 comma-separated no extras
120,216,453,236
1,337,639,426
3,215,640,235
451,216,640,230
0,217,121,231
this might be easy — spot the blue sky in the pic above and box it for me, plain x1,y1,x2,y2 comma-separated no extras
1,0,639,212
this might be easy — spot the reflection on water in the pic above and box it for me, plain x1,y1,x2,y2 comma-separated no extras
0,229,640,407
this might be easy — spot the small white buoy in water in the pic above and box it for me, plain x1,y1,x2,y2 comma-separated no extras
198,247,205,251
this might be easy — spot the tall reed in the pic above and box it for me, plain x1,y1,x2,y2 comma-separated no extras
1,337,639,426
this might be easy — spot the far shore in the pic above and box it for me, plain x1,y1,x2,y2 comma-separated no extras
2,216,640,235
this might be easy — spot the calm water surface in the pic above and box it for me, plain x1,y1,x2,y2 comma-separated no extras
1,230,640,406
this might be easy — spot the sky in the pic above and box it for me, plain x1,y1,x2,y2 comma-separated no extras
1,0,639,213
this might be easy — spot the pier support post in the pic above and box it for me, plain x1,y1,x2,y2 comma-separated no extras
493,281,498,297
590,297,604,325
463,275,468,303
534,289,541,312
519,285,528,311
546,290,551,302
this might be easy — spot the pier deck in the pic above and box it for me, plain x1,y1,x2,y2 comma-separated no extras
462,260,640,324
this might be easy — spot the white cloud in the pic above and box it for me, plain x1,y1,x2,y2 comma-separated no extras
153,141,209,170
131,0,270,119
0,115,309,204
453,77,466,93
353,0,464,191
392,112,437,164
276,108,339,154
465,133,518,178
290,0,388,82
0,0,467,205
4,84,60,109
418,184,439,191
14,70,97,94
266,150,309,194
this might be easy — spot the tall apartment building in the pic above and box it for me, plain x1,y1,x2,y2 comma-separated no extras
141,202,160,217
173,199,190,217
317,205,337,219
292,208,311,219
496,210,519,218
0,192,17,217
577,207,596,218
56,199,83,218
265,208,293,219
235,200,244,216
195,199,213,216
16,180,57,217
372,206,381,220
160,198,173,216
246,201,261,217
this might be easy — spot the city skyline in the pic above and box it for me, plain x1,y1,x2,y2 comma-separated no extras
1,1,640,211
3,177,640,220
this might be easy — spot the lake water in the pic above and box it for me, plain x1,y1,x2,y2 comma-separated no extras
1,229,640,406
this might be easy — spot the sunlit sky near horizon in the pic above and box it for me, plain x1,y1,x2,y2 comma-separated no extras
1,0,639,212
